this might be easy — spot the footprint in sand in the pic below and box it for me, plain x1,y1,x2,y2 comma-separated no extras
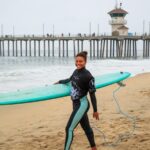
37,126,45,129
129,110,134,112
6,138,14,142
39,142,48,148
139,138,149,142
57,131,64,137
0,143,5,146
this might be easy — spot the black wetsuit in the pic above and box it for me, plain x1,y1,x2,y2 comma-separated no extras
59,67,97,150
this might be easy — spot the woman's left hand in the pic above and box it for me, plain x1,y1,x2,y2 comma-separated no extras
93,112,99,120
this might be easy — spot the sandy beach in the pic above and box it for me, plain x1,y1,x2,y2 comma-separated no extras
0,73,150,150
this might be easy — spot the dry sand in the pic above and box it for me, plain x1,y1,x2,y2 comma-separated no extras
0,73,150,150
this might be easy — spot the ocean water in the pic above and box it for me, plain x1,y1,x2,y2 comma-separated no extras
0,57,150,92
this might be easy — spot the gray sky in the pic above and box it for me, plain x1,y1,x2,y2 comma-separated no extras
0,0,150,35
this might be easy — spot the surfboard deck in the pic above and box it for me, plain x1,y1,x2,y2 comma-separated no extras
0,72,131,105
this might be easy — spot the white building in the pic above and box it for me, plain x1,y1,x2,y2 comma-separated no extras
108,5,129,36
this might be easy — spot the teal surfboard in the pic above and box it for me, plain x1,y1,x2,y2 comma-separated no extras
0,72,131,105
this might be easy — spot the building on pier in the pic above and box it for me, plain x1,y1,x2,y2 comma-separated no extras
108,3,129,36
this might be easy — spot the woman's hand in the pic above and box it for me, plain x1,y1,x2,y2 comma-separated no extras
54,81,59,84
93,112,99,120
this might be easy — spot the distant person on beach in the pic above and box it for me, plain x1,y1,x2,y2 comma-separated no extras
56,51,99,150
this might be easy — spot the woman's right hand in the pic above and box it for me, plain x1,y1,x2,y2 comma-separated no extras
54,81,59,84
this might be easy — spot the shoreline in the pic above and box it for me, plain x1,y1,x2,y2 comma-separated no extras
0,72,150,150
0,57,150,93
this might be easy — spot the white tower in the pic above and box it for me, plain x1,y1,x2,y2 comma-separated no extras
108,3,129,36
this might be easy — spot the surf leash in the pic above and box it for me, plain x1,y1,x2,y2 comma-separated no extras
91,81,137,147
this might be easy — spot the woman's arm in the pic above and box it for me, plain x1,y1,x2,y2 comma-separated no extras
57,70,76,84
89,92,97,112
89,91,99,120
58,78,71,84
89,77,97,112
89,77,99,120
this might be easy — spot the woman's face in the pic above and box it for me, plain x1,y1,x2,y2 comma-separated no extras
75,56,86,69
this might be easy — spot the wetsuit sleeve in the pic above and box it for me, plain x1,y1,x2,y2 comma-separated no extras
89,77,97,112
59,77,71,84
58,71,74,84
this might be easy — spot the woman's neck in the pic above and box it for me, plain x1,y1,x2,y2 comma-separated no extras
77,67,85,71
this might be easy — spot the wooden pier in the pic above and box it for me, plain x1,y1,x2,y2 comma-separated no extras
0,35,150,58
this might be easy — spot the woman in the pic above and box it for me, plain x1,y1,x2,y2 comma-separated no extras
56,51,99,150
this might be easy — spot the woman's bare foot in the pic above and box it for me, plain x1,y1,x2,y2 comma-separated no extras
91,146,97,150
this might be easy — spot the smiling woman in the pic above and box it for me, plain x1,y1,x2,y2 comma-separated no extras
57,51,99,150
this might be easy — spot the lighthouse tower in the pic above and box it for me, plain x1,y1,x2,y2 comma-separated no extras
108,3,129,36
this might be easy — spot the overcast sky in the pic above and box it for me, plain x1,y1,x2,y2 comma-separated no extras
0,0,150,35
